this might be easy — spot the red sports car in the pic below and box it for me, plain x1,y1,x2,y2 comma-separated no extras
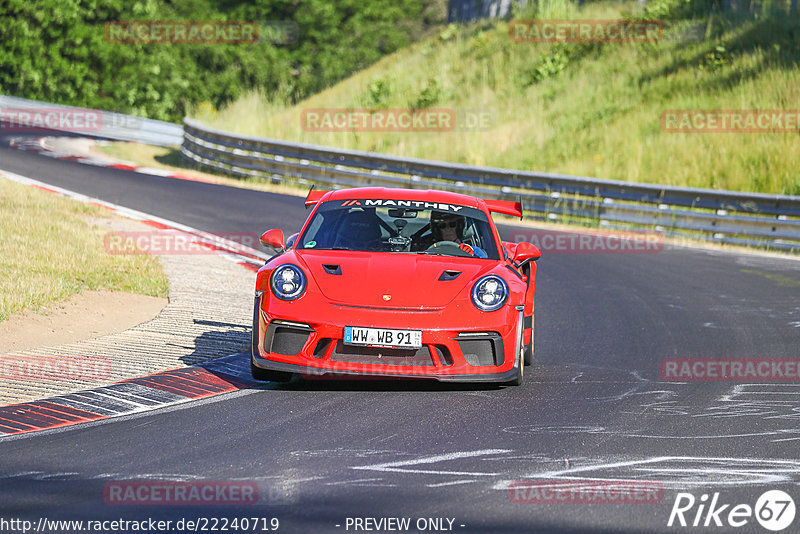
251,187,540,385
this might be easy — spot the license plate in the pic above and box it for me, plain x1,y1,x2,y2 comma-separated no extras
344,326,422,349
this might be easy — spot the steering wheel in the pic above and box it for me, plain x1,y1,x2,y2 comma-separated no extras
427,240,460,249
425,241,473,256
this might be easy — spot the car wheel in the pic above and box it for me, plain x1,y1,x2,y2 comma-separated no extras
524,314,534,366
502,329,525,386
251,359,293,382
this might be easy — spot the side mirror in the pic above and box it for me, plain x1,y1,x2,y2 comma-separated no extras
513,242,541,265
260,229,285,253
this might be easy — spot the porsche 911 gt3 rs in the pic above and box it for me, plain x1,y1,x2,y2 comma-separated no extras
251,187,540,385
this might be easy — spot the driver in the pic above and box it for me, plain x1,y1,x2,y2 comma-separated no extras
427,211,486,257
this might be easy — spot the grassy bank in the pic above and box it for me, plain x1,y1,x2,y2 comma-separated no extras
0,178,168,322
198,0,800,195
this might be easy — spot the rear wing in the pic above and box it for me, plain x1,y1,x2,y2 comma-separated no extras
305,189,522,219
305,189,329,208
483,199,523,219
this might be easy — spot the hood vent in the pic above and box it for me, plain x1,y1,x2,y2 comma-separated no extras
438,270,462,282
323,264,342,275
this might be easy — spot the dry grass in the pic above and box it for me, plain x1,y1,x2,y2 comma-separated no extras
0,178,168,322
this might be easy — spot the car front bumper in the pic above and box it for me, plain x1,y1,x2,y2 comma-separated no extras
251,294,523,382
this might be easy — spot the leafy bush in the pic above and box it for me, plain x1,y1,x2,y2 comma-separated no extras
364,77,393,107
700,45,729,70
411,77,442,108
527,46,570,83
523,42,598,86
0,0,443,122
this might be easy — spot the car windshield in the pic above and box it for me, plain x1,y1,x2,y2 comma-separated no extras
298,201,499,260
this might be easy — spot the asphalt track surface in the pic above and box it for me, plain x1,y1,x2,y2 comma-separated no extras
1,143,800,533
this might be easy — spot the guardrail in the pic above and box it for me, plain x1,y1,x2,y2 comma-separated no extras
0,95,182,147
181,118,800,251
10,94,794,250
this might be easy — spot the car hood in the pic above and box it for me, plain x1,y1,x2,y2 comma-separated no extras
295,250,495,309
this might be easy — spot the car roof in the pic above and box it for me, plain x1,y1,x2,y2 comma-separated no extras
314,187,482,209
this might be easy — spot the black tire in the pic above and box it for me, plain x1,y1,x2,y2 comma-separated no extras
251,359,293,382
524,314,534,366
502,329,525,386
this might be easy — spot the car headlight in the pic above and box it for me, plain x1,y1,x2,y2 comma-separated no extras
471,275,508,312
270,264,306,300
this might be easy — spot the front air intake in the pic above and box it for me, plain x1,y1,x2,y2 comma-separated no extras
264,321,313,356
457,332,504,366
330,342,434,366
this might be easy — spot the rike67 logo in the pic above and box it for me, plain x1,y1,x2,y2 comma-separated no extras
668,490,795,531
